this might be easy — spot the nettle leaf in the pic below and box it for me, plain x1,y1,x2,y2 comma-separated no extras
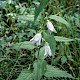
11,41,35,50
34,0,49,21
33,60,47,80
49,15,71,27
54,36,74,42
16,69,33,80
43,32,56,57
44,65,73,78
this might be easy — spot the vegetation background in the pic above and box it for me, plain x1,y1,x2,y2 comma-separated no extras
0,0,80,80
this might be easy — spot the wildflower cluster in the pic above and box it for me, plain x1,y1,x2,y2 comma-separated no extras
30,20,56,57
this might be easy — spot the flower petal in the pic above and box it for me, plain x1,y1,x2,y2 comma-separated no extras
30,38,35,43
44,43,52,57
30,33,42,45
47,20,57,33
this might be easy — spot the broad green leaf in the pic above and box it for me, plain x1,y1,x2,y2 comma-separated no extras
33,60,46,80
49,15,71,27
39,47,45,60
44,65,73,78
33,63,42,80
16,69,33,80
54,36,73,42
34,0,49,21
43,32,56,57
11,41,35,50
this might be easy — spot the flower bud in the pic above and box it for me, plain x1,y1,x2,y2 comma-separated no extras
47,20,57,33
44,42,52,57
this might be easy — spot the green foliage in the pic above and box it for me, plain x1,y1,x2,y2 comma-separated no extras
43,32,56,57
33,60,46,80
11,41,35,50
0,0,80,80
61,55,67,64
49,15,71,27
45,65,73,78
35,46,45,60
16,70,33,80
54,36,74,42
16,61,73,80
34,0,49,21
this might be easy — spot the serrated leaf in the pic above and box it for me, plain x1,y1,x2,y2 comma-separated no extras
11,41,35,50
34,0,49,21
44,65,73,78
16,69,33,80
49,15,71,27
33,60,46,80
43,32,56,57
54,36,73,42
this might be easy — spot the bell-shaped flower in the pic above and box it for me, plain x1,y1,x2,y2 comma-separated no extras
44,42,52,57
30,33,42,45
47,20,57,33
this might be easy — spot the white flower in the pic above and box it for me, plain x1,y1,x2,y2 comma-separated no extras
47,20,57,33
30,33,42,45
44,42,52,57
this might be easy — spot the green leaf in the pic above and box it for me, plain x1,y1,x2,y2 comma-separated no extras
16,69,33,80
0,1,7,9
43,32,56,57
75,38,80,41
39,47,45,60
11,41,35,50
61,56,67,64
53,56,61,65
35,47,45,60
33,60,46,80
49,15,71,27
34,0,49,21
44,65,73,78
54,36,74,42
